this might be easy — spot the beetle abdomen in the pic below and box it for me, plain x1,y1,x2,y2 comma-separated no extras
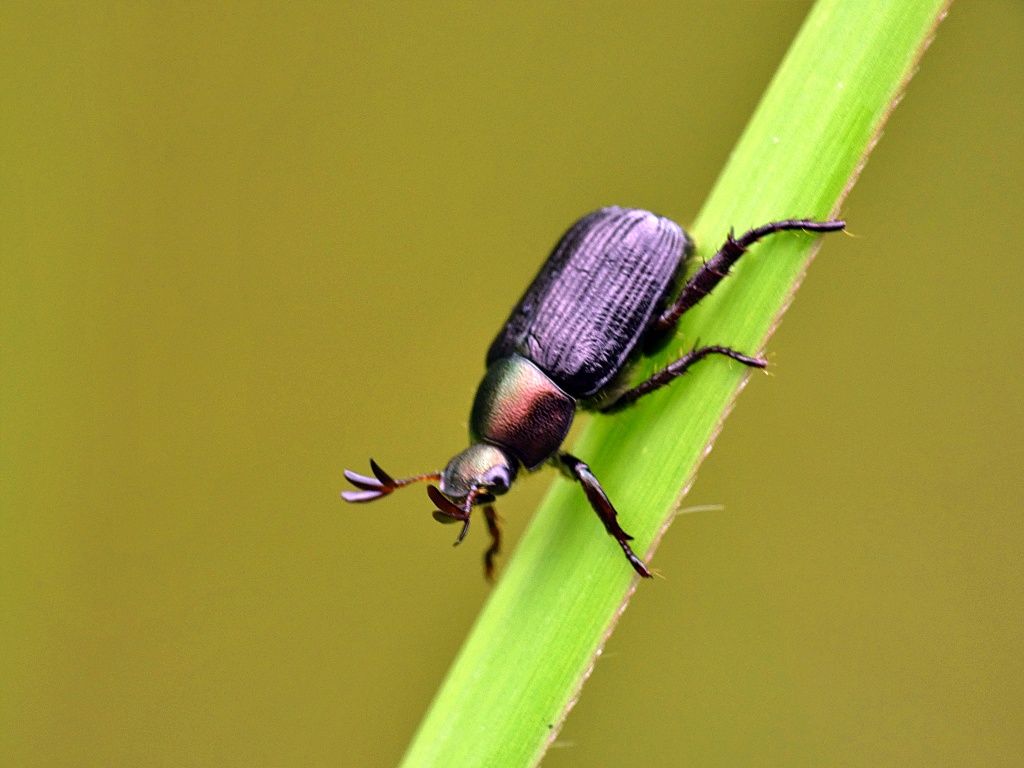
486,207,687,398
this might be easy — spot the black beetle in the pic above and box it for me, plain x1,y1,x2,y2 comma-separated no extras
343,207,843,580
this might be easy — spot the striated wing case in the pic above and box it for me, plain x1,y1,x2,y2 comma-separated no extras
486,207,688,399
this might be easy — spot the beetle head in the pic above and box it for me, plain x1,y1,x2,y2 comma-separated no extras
342,444,517,545
438,442,518,503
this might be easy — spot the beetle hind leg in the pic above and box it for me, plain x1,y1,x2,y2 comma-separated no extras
654,218,845,334
605,218,845,413
559,453,652,578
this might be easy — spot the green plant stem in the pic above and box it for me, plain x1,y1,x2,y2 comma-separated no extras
400,1,949,766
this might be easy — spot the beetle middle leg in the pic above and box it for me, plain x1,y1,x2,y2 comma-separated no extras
600,344,766,413
653,218,845,334
559,453,652,578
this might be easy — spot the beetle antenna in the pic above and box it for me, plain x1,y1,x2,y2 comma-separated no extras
341,459,441,503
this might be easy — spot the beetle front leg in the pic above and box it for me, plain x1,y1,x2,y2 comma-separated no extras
559,453,652,578
482,504,501,582
653,218,845,334
600,344,766,413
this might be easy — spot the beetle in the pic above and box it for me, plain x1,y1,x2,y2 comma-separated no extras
343,207,844,580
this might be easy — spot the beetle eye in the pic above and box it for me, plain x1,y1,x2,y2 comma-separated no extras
484,467,510,493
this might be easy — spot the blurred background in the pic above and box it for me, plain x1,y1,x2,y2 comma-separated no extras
2,2,1021,766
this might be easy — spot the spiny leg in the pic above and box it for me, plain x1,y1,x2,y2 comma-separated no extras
559,453,651,578
600,344,766,413
482,505,501,582
611,220,844,412
654,218,845,334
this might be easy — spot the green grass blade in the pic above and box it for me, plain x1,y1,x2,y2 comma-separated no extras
401,1,949,766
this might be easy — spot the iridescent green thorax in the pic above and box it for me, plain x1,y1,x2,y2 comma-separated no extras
470,354,576,469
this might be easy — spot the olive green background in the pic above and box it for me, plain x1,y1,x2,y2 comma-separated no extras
2,2,1021,766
